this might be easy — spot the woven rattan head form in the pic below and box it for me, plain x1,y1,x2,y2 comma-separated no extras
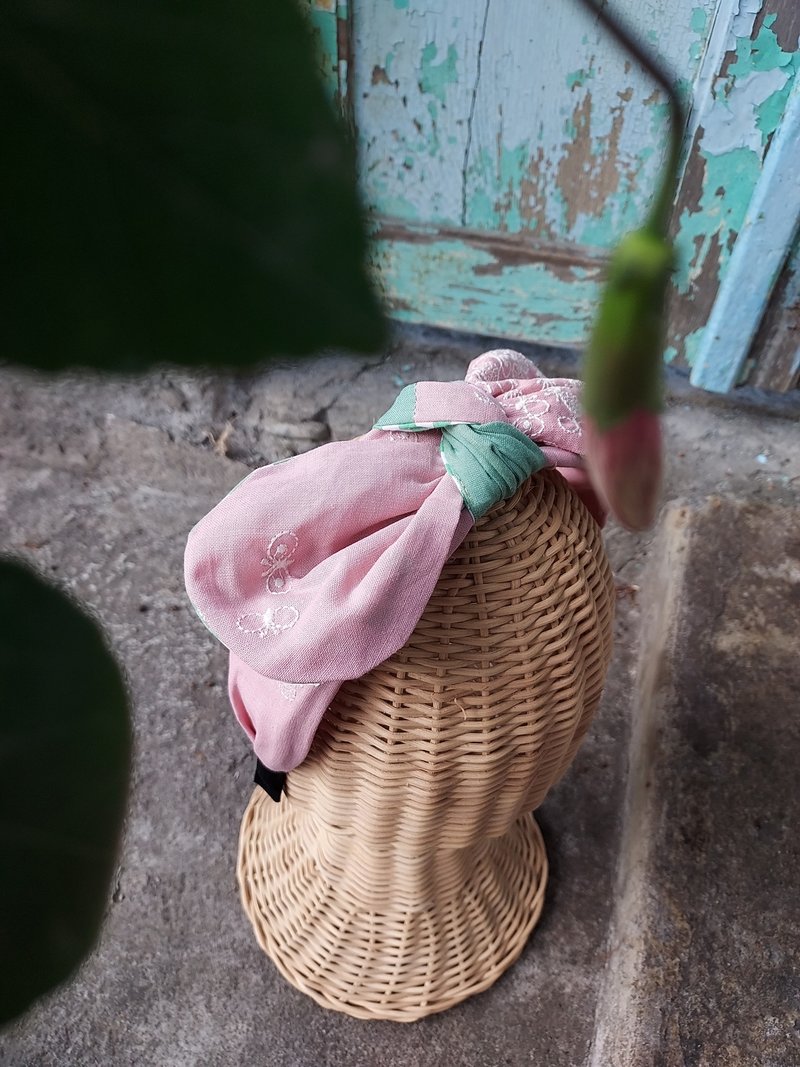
284,470,614,899
238,469,615,1020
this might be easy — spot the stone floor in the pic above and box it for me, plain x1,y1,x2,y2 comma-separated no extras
1,329,798,1066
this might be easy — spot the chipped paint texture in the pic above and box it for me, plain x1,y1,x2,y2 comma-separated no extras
669,3,800,371
689,74,800,390
344,0,799,381
306,2,339,100
348,0,718,344
355,0,716,245
729,0,762,46
371,224,606,345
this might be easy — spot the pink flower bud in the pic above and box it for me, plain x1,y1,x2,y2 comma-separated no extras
583,409,662,532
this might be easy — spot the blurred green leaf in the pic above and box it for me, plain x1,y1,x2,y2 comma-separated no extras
0,0,386,371
0,560,131,1026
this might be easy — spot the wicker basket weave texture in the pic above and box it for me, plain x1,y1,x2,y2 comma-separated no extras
238,793,547,1020
284,469,614,907
237,470,615,1019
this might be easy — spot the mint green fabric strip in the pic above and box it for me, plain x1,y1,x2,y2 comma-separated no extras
373,384,417,429
374,391,545,520
440,422,546,520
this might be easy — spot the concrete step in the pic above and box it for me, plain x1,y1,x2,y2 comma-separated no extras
2,355,799,1066
592,499,800,1067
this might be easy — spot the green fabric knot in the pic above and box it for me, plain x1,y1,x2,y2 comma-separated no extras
440,422,546,520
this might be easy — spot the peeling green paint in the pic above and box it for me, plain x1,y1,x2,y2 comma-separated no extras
467,190,498,229
757,87,790,142
663,345,678,364
675,77,693,105
649,101,671,130
419,42,458,105
368,190,418,220
373,232,603,346
727,15,794,79
464,111,667,247
465,143,530,233
749,24,800,146
579,206,627,248
674,147,761,296
426,100,441,156
672,12,800,366
344,0,797,371
566,68,595,90
688,8,707,63
577,168,650,246
682,329,703,369
690,7,707,34
305,6,338,100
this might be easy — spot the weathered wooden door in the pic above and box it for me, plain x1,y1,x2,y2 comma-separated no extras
308,0,800,392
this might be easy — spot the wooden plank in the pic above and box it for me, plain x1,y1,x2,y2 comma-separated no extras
348,0,800,389
306,0,353,115
351,2,486,226
666,0,800,372
350,0,719,347
689,77,800,391
749,237,800,391
462,0,716,246
306,1,340,102
353,0,717,246
371,220,606,345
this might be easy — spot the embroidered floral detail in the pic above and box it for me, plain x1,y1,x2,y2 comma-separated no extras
467,350,539,383
278,681,322,701
513,394,551,437
562,389,582,418
388,430,415,441
236,604,300,637
261,531,298,594
558,413,581,434
556,389,583,434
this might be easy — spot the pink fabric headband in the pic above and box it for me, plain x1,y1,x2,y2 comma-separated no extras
184,350,603,772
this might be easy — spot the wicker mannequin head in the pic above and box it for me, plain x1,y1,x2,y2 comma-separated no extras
238,471,614,1019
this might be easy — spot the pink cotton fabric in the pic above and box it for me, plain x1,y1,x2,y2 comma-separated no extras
184,350,602,772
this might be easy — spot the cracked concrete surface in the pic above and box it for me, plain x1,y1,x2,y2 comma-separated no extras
1,329,799,1066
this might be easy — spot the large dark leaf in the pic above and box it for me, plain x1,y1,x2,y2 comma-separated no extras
0,0,386,370
0,560,131,1025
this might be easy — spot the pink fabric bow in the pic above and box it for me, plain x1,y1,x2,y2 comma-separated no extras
184,350,603,771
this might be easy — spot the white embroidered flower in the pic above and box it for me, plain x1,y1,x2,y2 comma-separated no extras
561,389,583,419
261,531,298,594
236,604,300,637
513,394,551,437
558,413,581,434
278,681,322,701
467,350,536,384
